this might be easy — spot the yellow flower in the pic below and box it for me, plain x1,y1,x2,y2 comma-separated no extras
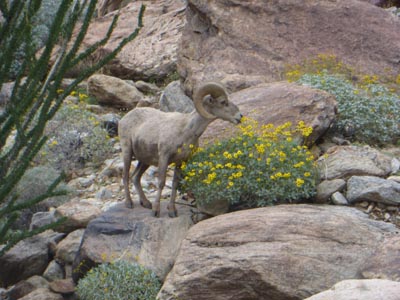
50,140,58,147
223,151,232,159
294,161,305,168
227,181,234,188
296,178,305,187
304,172,311,177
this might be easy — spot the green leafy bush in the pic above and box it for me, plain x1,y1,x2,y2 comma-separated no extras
298,72,400,145
179,118,317,209
76,261,161,300
35,100,113,172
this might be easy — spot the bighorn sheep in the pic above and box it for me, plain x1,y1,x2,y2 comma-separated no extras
118,82,243,217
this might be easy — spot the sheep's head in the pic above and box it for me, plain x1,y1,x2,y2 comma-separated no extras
194,82,243,124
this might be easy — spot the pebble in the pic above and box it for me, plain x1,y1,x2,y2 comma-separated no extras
331,192,348,206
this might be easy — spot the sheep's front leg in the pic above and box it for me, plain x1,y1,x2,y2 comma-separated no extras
168,165,181,218
153,159,169,217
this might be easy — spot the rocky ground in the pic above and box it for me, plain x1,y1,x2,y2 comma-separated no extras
1,0,400,299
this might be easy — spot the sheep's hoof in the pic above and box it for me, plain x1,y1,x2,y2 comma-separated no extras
140,200,152,209
168,211,178,218
125,200,134,209
152,210,160,218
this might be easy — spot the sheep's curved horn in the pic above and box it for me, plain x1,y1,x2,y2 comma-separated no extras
193,82,228,119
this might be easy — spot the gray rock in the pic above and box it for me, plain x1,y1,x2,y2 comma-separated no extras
55,229,85,265
95,187,113,200
100,113,120,137
347,176,400,205
17,288,63,300
72,201,193,282
331,192,349,206
87,74,143,109
316,179,346,203
159,81,194,113
305,279,400,300
54,200,102,233
135,81,160,94
158,205,399,300
318,146,393,180
43,261,64,282
6,276,49,300
30,211,57,231
0,231,64,287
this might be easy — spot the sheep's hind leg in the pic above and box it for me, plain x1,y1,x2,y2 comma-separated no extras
122,149,135,208
168,166,181,218
133,162,152,209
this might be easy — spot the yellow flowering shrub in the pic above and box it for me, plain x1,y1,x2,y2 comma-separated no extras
179,118,318,209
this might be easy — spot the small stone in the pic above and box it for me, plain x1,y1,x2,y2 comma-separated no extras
43,260,64,282
331,192,348,206
386,206,399,212
387,175,400,183
391,157,400,174
96,187,113,200
358,201,369,208
366,203,375,214
49,278,75,294
384,213,391,222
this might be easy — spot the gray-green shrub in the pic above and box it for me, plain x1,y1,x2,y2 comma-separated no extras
36,103,113,172
76,261,161,300
11,165,72,230
298,72,400,145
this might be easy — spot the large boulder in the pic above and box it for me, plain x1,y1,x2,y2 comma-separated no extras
201,82,337,145
317,145,395,180
346,176,400,205
87,74,143,108
158,205,400,300
179,0,400,93
72,201,193,282
54,199,102,234
305,279,400,300
0,231,64,287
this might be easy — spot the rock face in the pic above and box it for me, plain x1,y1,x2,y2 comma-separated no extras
72,201,193,282
158,205,399,300
201,82,337,145
179,0,400,93
75,0,186,81
305,279,400,300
